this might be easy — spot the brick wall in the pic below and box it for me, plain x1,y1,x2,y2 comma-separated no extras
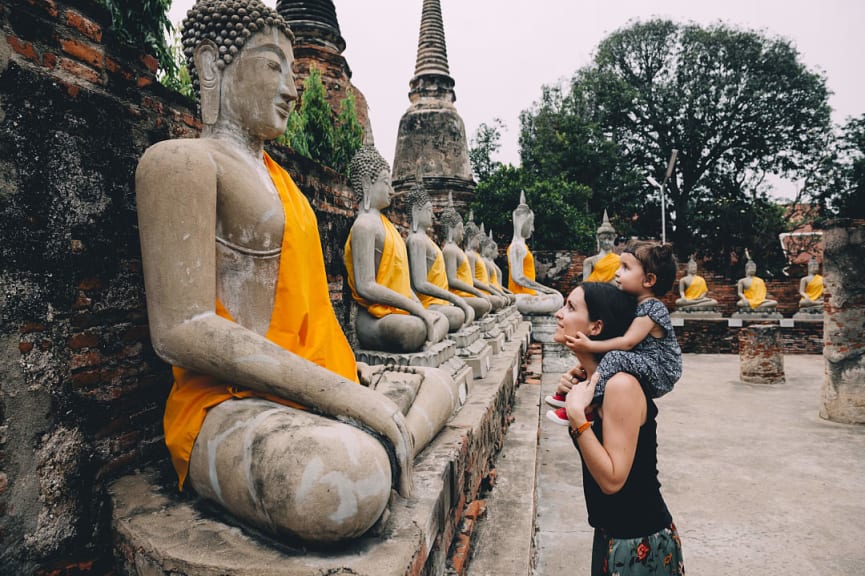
0,1,358,572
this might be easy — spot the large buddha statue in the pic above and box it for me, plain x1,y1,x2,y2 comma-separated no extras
464,215,507,310
582,210,620,283
675,255,718,311
440,193,493,320
135,0,452,544
736,250,779,313
405,178,475,332
797,256,824,314
507,191,564,314
344,143,449,352
480,227,516,305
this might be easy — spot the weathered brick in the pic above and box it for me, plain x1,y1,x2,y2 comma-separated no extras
59,37,103,68
42,51,57,69
6,35,39,63
139,53,158,73
70,369,103,388
25,0,58,18
137,74,153,88
68,333,98,349
59,56,101,85
70,349,102,370
19,322,45,334
18,342,34,354
65,10,102,42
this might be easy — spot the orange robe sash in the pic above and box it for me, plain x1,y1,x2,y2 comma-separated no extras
587,252,620,283
164,152,358,490
473,254,491,295
508,245,538,296
684,275,708,300
805,274,823,301
419,243,450,307
345,214,413,317
744,277,768,308
450,249,476,298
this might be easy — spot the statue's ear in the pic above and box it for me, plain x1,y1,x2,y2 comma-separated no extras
360,172,372,210
195,40,221,125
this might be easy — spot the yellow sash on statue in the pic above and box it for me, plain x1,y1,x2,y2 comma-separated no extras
345,214,414,318
508,245,538,296
450,249,477,298
418,244,450,307
490,266,502,290
684,275,708,300
164,152,358,490
805,274,823,301
587,252,620,283
744,277,768,309
474,255,491,294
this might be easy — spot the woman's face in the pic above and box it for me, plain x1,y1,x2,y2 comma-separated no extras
554,287,594,344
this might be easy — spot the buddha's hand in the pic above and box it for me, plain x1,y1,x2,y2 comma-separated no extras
421,310,438,344
460,301,475,325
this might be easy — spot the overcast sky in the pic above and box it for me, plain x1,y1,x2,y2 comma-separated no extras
169,1,864,197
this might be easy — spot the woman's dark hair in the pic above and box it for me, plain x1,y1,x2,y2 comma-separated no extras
581,282,636,341
623,240,677,297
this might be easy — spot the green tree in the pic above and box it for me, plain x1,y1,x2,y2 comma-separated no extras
469,119,505,181
159,27,194,99
808,114,865,220
332,90,364,176
519,19,833,266
100,0,176,80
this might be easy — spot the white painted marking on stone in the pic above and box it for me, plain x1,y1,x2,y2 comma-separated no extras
241,407,285,506
205,418,249,504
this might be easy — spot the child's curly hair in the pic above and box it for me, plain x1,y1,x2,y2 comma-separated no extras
623,241,677,297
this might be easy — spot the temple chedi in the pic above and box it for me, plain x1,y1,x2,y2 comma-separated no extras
392,0,475,221
276,0,368,130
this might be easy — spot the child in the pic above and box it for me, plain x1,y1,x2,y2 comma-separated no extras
545,241,682,425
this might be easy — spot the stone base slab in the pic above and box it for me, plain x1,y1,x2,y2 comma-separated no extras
355,339,456,368
731,310,783,320
527,315,557,343
671,310,723,319
457,338,492,380
110,322,531,576
447,325,481,348
793,312,824,322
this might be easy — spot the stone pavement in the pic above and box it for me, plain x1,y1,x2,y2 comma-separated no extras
471,353,865,575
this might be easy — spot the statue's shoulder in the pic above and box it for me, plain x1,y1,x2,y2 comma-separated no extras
138,138,218,178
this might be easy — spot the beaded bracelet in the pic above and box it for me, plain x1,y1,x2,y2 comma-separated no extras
570,421,592,439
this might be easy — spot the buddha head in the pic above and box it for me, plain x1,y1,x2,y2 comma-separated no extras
480,226,496,259
745,258,756,277
596,210,616,252
464,212,481,251
687,255,698,275
406,177,433,233
349,143,392,211
440,192,463,244
512,191,534,240
182,0,297,134
807,256,819,276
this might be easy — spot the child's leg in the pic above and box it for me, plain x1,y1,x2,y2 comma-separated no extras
594,350,664,400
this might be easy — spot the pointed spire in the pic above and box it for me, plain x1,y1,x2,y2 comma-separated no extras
597,209,616,235
414,0,451,78
519,190,527,206
276,0,345,52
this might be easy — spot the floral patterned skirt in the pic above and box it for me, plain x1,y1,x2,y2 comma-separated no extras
591,522,684,575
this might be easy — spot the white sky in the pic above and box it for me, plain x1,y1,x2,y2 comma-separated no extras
169,1,864,197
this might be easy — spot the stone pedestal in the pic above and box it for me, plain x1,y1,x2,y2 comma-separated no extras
672,306,722,319
448,325,492,380
820,219,865,424
738,324,785,384
793,308,824,322
478,315,505,354
356,340,472,401
731,308,783,321
526,314,557,344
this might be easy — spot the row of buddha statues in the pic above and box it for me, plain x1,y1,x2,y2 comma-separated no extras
580,215,823,317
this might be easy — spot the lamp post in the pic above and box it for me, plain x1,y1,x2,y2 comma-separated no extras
646,149,679,244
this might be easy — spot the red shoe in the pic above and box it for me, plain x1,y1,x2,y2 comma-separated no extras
545,407,569,425
544,392,566,408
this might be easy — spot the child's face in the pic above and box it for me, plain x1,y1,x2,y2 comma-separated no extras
615,252,651,295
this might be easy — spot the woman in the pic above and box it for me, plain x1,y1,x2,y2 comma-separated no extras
555,282,684,575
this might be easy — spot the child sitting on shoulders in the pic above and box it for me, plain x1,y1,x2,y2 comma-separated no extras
546,241,682,424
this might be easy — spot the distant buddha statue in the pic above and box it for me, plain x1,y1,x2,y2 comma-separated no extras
405,177,475,332
798,256,824,313
464,215,507,310
582,210,620,283
344,143,449,352
675,255,718,310
736,250,778,312
507,191,564,314
480,227,516,305
440,193,493,320
135,0,453,543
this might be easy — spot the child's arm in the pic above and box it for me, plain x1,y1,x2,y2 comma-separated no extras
565,315,656,354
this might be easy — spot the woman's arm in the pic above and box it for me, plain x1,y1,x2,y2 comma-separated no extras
565,372,646,495
565,315,655,354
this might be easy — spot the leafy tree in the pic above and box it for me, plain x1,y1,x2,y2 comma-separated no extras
807,114,865,220
159,27,194,99
469,119,505,181
99,0,176,80
518,19,833,268
332,90,364,176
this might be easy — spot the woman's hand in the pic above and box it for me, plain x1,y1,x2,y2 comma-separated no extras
564,331,599,354
564,374,596,426
556,364,587,396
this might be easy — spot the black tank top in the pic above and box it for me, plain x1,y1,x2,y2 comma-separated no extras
578,393,672,538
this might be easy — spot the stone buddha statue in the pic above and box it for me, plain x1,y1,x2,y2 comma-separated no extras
736,250,779,313
136,0,453,544
480,227,516,305
797,256,824,314
440,193,493,320
344,143,449,352
405,177,475,332
464,215,507,310
675,255,718,311
507,191,564,315
582,210,620,283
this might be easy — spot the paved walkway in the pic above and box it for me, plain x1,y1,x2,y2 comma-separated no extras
472,353,865,575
